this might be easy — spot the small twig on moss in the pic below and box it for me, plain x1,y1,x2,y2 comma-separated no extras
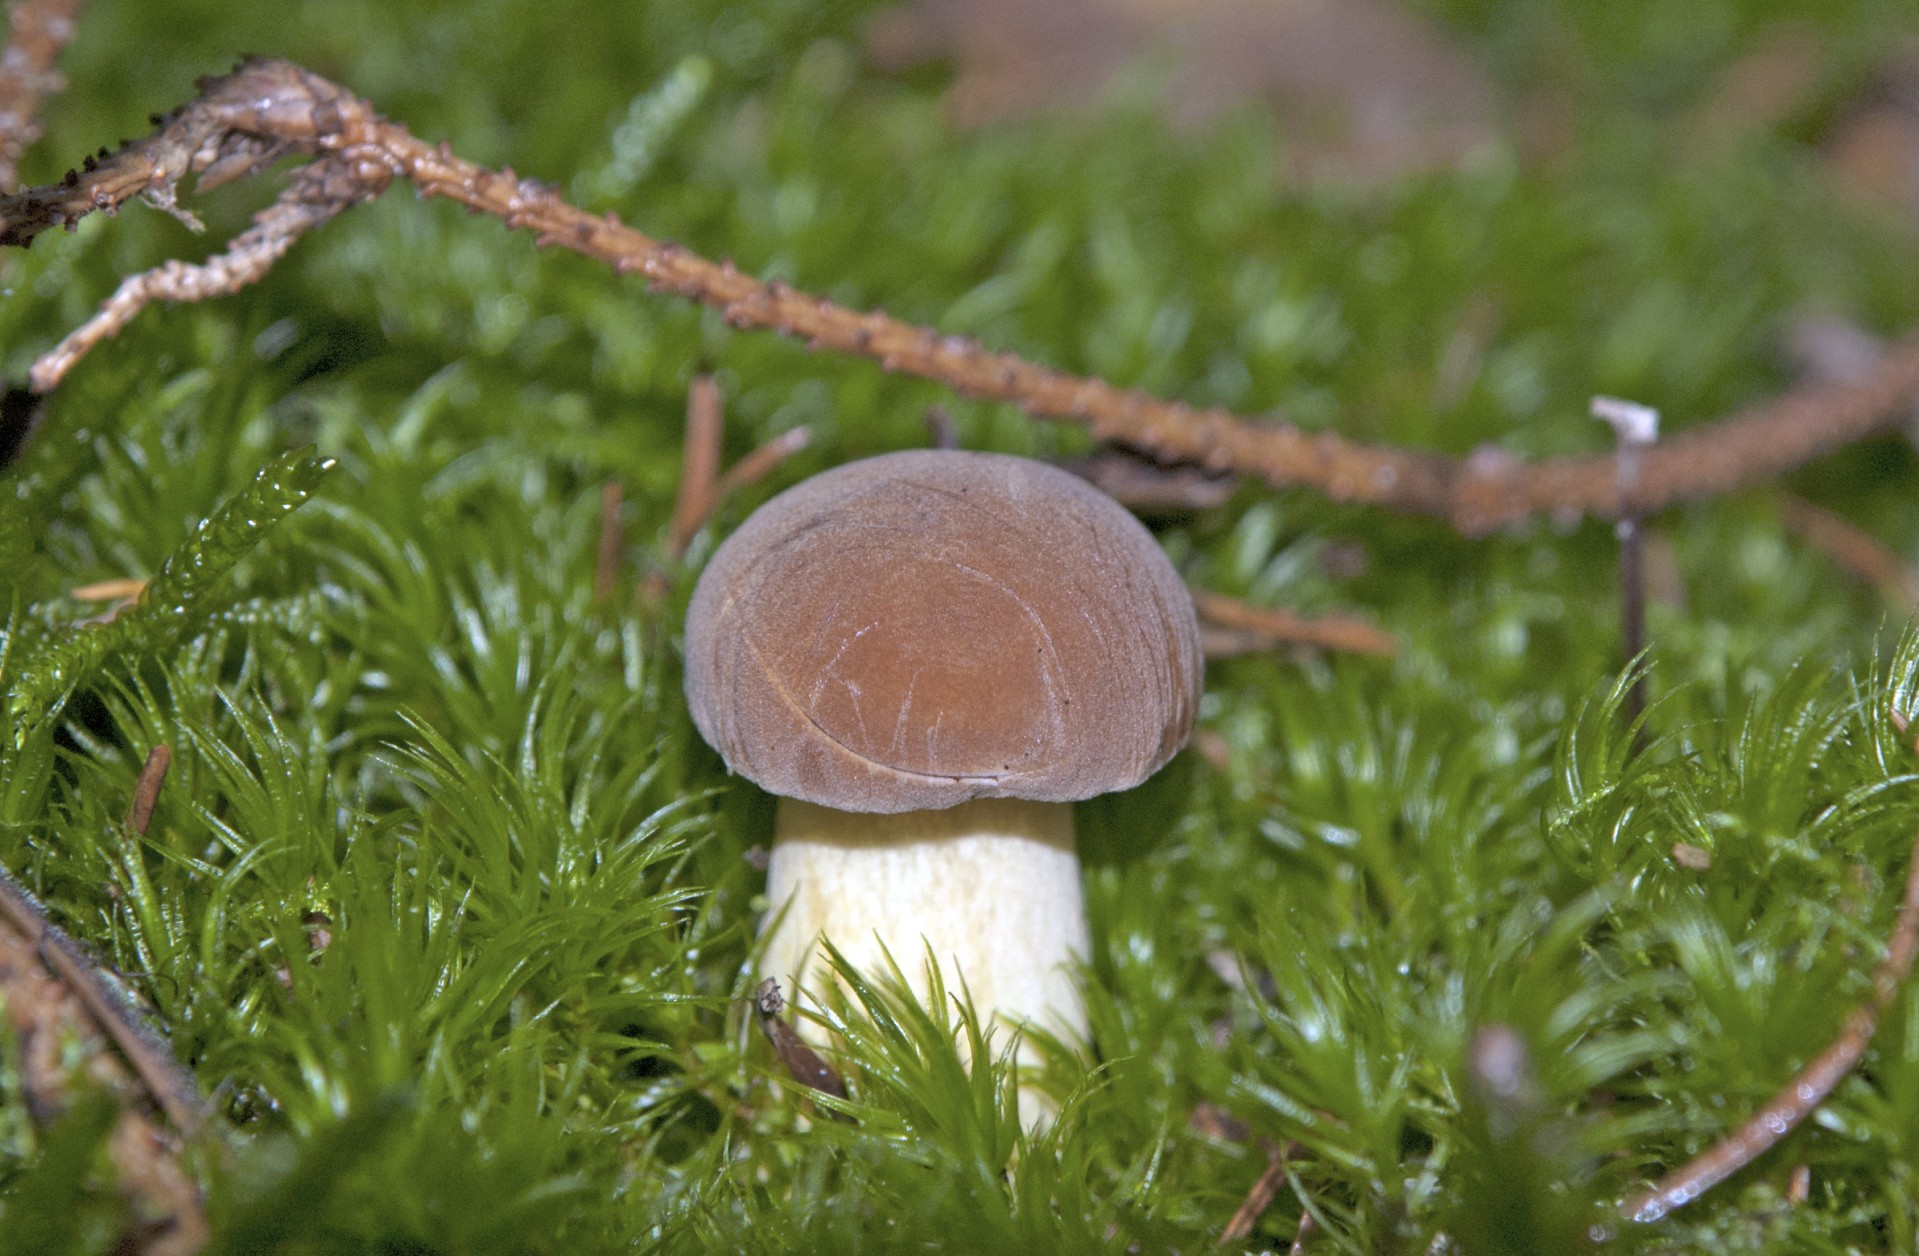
14,58,1919,532
0,891,207,1254
752,977,847,1101
713,425,810,503
1287,1206,1319,1256
594,480,624,602
1671,841,1712,871
64,575,147,627
1189,728,1231,773
1779,495,1919,612
1065,449,1237,515
1189,1100,1254,1144
666,376,723,557
662,377,809,561
0,0,84,191
1220,1136,1295,1246
1193,589,1396,657
923,405,959,450
30,153,383,391
0,867,205,1136
124,743,170,836
0,855,208,1253
69,576,149,602
1623,723,1919,1223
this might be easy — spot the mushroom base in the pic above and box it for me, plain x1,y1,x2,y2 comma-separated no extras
761,795,1090,1063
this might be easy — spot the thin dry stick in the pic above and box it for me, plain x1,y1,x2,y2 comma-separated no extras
594,480,623,602
13,59,1919,533
0,896,207,1255
1622,761,1919,1223
923,405,958,451
1189,1100,1255,1144
1192,589,1397,657
712,424,810,502
1288,1205,1319,1256
69,576,149,602
1219,1137,1293,1246
1787,1162,1810,1206
30,152,382,391
1066,450,1237,514
1779,495,1919,612
125,743,170,836
0,0,84,191
0,866,205,1137
753,977,847,1101
666,375,723,557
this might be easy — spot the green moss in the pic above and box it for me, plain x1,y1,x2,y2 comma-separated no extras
5,0,1919,1250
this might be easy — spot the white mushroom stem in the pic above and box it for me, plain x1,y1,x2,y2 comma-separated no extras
761,795,1090,1080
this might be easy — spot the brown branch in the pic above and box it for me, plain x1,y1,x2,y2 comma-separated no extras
1189,1100,1254,1144
1288,1206,1318,1255
0,0,84,191
1787,1162,1810,1206
713,424,810,502
593,480,623,602
923,405,959,451
666,375,723,558
1623,756,1919,1223
0,867,206,1136
1193,589,1397,657
0,866,206,1253
1219,1137,1294,1246
11,58,1919,531
1779,495,1919,612
1064,449,1237,514
69,576,149,602
125,743,170,836
30,153,383,391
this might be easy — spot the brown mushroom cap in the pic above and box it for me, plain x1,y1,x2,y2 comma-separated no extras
684,449,1203,813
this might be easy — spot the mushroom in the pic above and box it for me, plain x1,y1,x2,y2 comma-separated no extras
683,449,1202,1095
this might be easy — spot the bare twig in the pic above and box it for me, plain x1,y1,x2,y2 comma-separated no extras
0,0,84,191
1623,762,1919,1223
1193,589,1397,657
1189,1100,1255,1144
658,374,807,571
923,405,959,451
0,867,205,1136
753,977,847,1101
125,743,170,836
666,376,723,557
30,153,382,391
69,576,149,602
1779,495,1919,612
12,59,1919,532
713,425,810,502
1220,1137,1294,1246
1065,449,1237,514
1190,727,1231,773
1288,1206,1319,1255
594,480,624,602
1671,841,1712,871
0,866,206,1253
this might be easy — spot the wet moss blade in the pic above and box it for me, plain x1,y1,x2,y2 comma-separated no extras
5,449,332,732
